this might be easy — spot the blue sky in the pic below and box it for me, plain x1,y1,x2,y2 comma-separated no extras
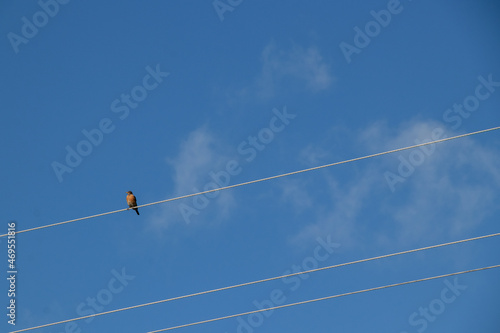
1,0,500,332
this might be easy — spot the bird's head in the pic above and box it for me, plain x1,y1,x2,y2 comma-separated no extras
126,191,133,194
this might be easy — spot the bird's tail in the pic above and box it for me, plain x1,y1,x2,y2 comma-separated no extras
134,208,140,215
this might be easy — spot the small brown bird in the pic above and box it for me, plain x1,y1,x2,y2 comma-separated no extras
126,191,140,215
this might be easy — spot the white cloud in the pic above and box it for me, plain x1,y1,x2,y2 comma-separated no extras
358,119,443,152
256,41,333,98
299,144,331,166
217,41,333,105
289,170,378,249
147,126,236,234
291,120,500,249
279,178,314,212
388,132,500,243
167,125,220,194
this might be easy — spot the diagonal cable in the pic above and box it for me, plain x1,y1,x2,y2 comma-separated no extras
2,125,499,238
146,264,500,333
10,231,500,332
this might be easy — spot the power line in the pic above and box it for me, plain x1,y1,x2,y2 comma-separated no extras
11,231,500,332
146,264,500,333
1,125,499,238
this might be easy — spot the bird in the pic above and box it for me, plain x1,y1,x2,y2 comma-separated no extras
126,191,140,215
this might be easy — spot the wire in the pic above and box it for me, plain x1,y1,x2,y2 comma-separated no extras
146,264,500,333
1,125,499,238
11,231,500,332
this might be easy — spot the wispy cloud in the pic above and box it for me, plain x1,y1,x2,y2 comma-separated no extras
218,41,333,105
167,125,222,195
387,130,500,243
290,120,500,249
256,41,333,99
147,126,236,234
299,144,331,166
289,168,379,250
278,178,314,212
